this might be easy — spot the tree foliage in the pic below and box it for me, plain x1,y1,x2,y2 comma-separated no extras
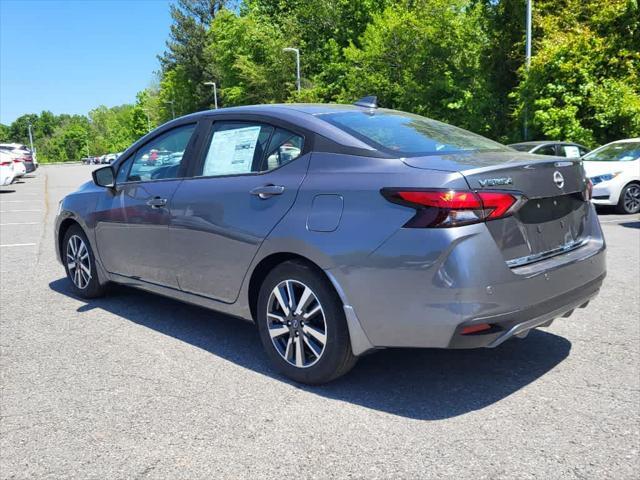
3,0,638,162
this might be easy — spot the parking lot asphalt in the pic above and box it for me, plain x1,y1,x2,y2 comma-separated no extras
1,165,639,479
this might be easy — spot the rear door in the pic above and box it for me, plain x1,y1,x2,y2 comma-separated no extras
94,123,199,287
169,119,310,302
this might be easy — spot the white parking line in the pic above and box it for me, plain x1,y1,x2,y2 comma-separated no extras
599,218,638,223
0,243,37,248
0,222,39,226
0,210,42,213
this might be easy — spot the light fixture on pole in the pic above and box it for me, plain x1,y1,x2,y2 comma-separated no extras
204,81,218,109
283,47,301,93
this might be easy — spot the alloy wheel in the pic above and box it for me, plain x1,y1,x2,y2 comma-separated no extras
66,234,91,289
623,184,640,213
266,279,327,368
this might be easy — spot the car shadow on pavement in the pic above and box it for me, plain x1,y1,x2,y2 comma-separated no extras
50,278,571,420
620,221,639,229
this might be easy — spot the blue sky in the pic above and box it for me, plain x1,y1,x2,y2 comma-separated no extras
0,0,173,124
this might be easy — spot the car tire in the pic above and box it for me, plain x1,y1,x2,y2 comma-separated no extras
62,225,107,299
616,182,640,214
256,260,357,385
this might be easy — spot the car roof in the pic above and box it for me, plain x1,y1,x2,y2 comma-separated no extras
606,138,640,144
158,103,383,154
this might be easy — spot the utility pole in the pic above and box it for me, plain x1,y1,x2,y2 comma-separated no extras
524,0,532,140
204,82,218,109
283,47,301,93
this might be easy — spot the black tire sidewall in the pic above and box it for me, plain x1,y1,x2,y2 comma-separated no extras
62,225,104,298
256,261,353,384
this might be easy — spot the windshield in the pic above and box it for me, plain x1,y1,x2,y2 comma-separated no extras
583,141,640,162
321,109,509,156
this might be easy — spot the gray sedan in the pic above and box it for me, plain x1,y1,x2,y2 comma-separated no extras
55,100,606,384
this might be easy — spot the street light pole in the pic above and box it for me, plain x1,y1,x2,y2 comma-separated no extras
283,47,300,94
142,108,151,132
164,100,175,119
27,123,35,155
525,0,532,68
204,81,218,109
524,0,532,140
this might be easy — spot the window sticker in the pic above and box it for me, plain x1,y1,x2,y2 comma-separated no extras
563,146,580,158
203,126,261,176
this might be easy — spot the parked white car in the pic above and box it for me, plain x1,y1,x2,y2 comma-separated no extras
0,151,16,186
583,138,640,214
0,143,37,173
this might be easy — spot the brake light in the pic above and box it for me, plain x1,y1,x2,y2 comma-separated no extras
1,161,12,167
13,159,23,163
584,178,593,201
381,188,525,228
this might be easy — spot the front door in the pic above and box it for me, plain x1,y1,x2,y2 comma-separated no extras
169,120,309,302
94,123,198,287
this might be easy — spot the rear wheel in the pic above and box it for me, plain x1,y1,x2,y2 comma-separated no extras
617,183,640,214
256,261,357,384
63,225,106,298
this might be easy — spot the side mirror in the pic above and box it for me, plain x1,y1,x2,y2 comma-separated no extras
92,165,115,188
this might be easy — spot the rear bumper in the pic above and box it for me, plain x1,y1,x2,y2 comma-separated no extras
330,205,606,351
448,273,603,348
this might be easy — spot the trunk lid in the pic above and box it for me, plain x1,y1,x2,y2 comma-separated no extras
402,152,592,267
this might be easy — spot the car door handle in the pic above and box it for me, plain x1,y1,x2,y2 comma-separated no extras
146,197,168,208
250,184,285,199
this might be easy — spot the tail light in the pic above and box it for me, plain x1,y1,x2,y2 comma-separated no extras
381,188,527,228
1,161,12,167
584,178,593,201
13,159,23,163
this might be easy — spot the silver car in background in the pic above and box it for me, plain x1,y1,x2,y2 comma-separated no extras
55,101,606,384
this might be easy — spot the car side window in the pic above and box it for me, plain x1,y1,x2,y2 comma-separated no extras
561,145,581,158
533,145,556,156
127,124,196,182
262,128,304,171
198,122,304,177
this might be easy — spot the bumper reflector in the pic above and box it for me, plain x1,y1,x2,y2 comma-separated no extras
460,323,492,335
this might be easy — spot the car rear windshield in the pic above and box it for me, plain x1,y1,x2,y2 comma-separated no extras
321,110,509,156
582,142,640,162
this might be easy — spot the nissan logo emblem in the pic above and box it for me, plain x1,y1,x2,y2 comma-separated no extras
553,171,565,189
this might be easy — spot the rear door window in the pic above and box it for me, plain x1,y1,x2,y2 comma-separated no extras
533,145,556,156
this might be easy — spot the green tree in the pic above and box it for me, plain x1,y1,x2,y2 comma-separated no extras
336,0,496,134
160,0,230,112
205,8,296,105
512,0,640,145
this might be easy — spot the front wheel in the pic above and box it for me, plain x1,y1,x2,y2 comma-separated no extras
617,183,640,214
256,261,357,384
63,225,106,298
